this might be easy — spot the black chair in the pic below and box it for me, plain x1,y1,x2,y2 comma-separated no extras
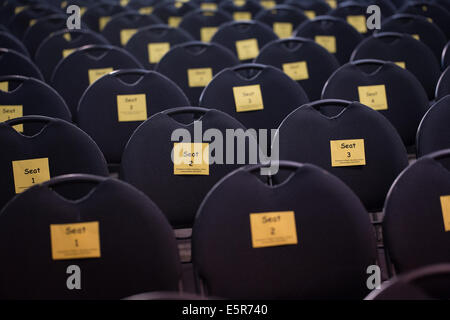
329,1,378,36
101,11,162,47
0,174,181,299
380,14,446,61
125,24,194,70
0,48,43,80
277,100,408,212
366,264,450,300
254,5,308,39
78,69,190,166
436,66,450,100
152,1,198,28
0,0,36,27
284,0,333,19
443,41,450,69
121,107,255,229
417,95,450,157
0,30,29,56
35,29,109,82
210,20,278,63
322,59,429,148
51,44,142,118
192,161,377,299
179,9,232,42
255,37,339,100
383,149,450,273
351,32,441,100
0,116,108,210
81,2,128,33
295,16,363,65
199,63,309,131
155,41,239,105
218,0,263,21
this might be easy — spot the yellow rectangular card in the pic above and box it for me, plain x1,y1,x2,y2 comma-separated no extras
282,61,309,81
236,38,259,60
188,68,213,87
273,22,293,39
99,16,111,31
260,0,276,9
395,61,406,69
233,84,264,112
358,84,388,111
412,34,420,40
347,15,367,33
12,158,51,194
201,3,217,10
315,35,336,53
148,42,170,64
88,67,113,85
439,195,450,232
201,27,218,42
117,94,148,122
330,139,366,167
120,28,137,46
304,10,316,19
62,48,76,58
233,11,252,20
168,16,182,27
173,143,209,175
326,0,337,8
139,6,153,14
0,105,23,132
0,81,8,92
250,211,298,248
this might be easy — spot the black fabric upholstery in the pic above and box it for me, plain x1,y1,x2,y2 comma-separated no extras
152,1,198,25
7,4,60,39
322,60,429,147
443,41,450,69
295,16,363,65
155,41,239,105
101,11,162,47
381,14,447,61
51,45,142,118
254,5,308,38
255,37,339,100
436,67,450,99
277,100,408,212
35,29,109,82
199,63,309,131
417,95,450,157
219,0,263,20
0,48,43,80
210,20,278,63
179,9,232,41
82,3,128,33
383,151,450,273
0,176,180,299
0,30,29,56
351,32,441,100
78,69,190,164
284,0,332,17
121,107,252,228
192,162,377,299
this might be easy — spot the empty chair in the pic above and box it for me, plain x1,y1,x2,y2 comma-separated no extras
179,9,232,42
322,59,429,148
78,69,190,166
82,2,128,33
155,41,239,104
295,16,363,65
383,149,450,273
101,11,162,47
8,4,61,39
200,63,309,131
152,1,198,28
210,20,278,62
0,0,36,26
0,174,180,299
192,162,377,299
443,41,450,69
417,95,450,157
329,1,378,36
381,14,447,61
436,66,450,99
35,29,109,82
277,100,408,212
284,0,332,19
219,0,263,21
125,24,194,70
0,48,43,80
0,30,29,56
255,37,339,100
51,44,142,118
255,5,308,39
351,32,441,100
0,116,108,210
121,107,254,228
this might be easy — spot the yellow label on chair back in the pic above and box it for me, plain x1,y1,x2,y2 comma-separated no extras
88,68,113,85
201,3,217,10
395,61,406,69
260,0,276,9
233,84,264,112
15,6,27,14
188,68,213,87
250,211,298,248
201,27,218,42
330,139,366,167
12,158,50,194
62,48,76,58
233,11,252,20
117,94,148,122
326,0,337,8
0,105,23,132
439,195,450,232
148,42,170,63
120,28,138,46
282,61,309,81
99,16,111,31
50,221,101,260
358,84,388,111
63,33,71,42
168,16,182,27
304,10,316,19
347,15,367,33
315,35,336,53
234,0,246,6
139,6,154,14
173,143,210,175
0,81,8,92
412,34,420,40
120,0,129,6
29,19,36,27
273,22,293,39
236,38,259,60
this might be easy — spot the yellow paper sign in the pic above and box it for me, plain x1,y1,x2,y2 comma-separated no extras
188,68,213,87
236,38,259,60
260,0,276,9
12,158,51,194
63,33,71,42
173,143,209,175
139,6,153,14
439,195,450,232
358,84,388,111
234,0,246,6
347,15,367,33
14,6,27,14
233,84,264,112
330,139,366,167
233,11,252,20
62,48,76,58
80,7,87,16
175,1,183,8
0,81,8,92
304,10,316,19
148,42,170,63
0,105,23,132
120,28,138,46
273,22,293,39
29,19,36,27
88,68,113,85
99,16,111,31
201,27,218,42
412,34,420,40
282,61,309,81
121,0,129,6
395,61,406,69
168,16,182,27
61,1,68,8
201,3,217,10
326,0,337,8
117,94,148,122
250,211,298,248
427,17,433,23
315,35,336,53
50,221,101,260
